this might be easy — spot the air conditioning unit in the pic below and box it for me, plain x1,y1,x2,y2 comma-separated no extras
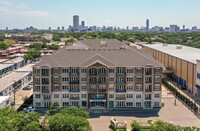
176,45,182,49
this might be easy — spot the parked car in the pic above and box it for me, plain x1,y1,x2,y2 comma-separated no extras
23,106,35,113
23,85,33,90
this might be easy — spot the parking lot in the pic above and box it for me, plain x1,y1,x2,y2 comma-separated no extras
88,87,200,131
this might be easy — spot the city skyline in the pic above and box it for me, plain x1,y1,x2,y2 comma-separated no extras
1,0,200,29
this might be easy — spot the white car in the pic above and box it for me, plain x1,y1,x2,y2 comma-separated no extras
23,106,35,113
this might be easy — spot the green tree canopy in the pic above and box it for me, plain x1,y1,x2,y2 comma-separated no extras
0,42,9,50
52,34,61,41
24,49,41,61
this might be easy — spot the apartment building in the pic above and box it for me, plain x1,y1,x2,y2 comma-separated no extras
142,43,200,97
33,40,163,109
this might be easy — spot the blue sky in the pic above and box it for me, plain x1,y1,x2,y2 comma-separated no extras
0,0,200,29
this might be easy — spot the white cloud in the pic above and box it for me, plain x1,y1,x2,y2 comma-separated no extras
20,10,51,17
0,1,12,6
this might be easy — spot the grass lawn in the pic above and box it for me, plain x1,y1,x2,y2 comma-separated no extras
141,128,151,131
110,128,126,131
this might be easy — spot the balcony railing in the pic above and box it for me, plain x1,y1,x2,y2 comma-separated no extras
89,89,97,92
116,97,126,100
90,97,105,100
44,97,51,100
89,81,97,84
98,81,106,84
42,90,49,93
145,89,152,92
116,72,126,76
98,89,107,92
69,89,80,92
42,82,49,85
70,72,79,76
145,81,152,83
145,97,151,100
116,81,126,84
116,89,126,92
145,72,152,75
70,97,80,100
98,73,106,76
70,81,79,84
89,72,97,75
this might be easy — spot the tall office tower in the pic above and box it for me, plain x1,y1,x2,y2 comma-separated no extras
81,21,85,27
146,19,149,31
73,15,79,31
62,26,65,31
6,27,8,31
57,26,60,31
49,27,51,31
183,25,185,30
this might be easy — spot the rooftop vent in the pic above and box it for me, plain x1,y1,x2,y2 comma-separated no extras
176,45,182,49
162,43,168,46
100,41,107,47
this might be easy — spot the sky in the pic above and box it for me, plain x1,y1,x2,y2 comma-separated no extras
0,0,200,29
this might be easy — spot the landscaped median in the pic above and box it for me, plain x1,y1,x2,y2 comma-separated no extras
162,79,199,114
110,118,200,131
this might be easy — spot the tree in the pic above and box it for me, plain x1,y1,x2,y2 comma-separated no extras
24,49,41,61
4,39,16,45
0,42,8,50
60,106,89,118
131,120,141,131
47,44,59,50
29,43,42,50
42,38,50,44
52,34,61,41
65,38,75,44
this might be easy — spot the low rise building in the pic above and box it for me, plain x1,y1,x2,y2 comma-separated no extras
142,43,200,97
33,40,163,109
0,96,12,108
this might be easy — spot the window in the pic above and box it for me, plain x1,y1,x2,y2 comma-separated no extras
117,68,125,74
81,94,87,98
154,102,160,106
62,68,69,73
81,85,87,90
70,68,78,74
197,73,200,79
53,86,59,91
34,86,40,91
109,68,115,73
127,77,133,82
108,85,115,91
136,102,141,107
63,94,69,98
82,101,87,107
63,102,69,107
81,68,86,73
35,78,40,84
135,84,142,91
81,77,86,82
117,101,125,107
41,69,49,76
54,94,59,98
35,102,41,107
109,94,114,98
136,68,142,74
34,69,40,74
126,94,133,98
109,77,115,82
126,85,134,91
136,94,141,98
53,77,59,83
136,76,142,82
155,68,160,74
127,69,133,73
126,102,133,107
53,68,59,74
62,77,69,82
155,76,160,82
62,85,69,91
154,94,160,98
35,94,40,99
154,84,161,91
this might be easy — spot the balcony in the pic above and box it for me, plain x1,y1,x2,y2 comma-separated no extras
145,89,152,92
116,89,126,92
89,89,97,93
89,72,97,76
69,89,80,92
70,97,80,100
145,97,151,100
42,90,49,93
145,81,152,84
70,81,79,84
98,81,106,84
42,82,49,85
145,71,152,75
70,72,79,76
116,72,126,76
90,96,105,100
98,72,106,76
42,73,49,76
116,97,126,100
98,89,107,92
89,81,97,84
116,81,126,84
43,97,51,100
